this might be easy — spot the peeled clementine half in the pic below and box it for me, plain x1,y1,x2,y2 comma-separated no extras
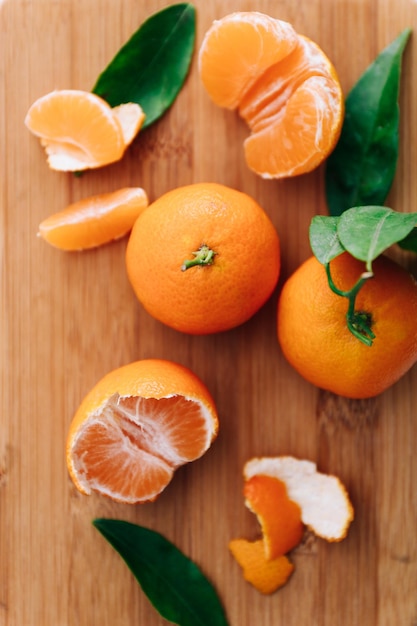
66,359,219,504
125,182,280,335
25,89,145,171
199,12,343,178
38,187,148,251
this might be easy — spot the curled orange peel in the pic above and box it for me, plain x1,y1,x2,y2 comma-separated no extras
244,474,303,560
229,538,294,595
244,456,354,542
230,455,354,594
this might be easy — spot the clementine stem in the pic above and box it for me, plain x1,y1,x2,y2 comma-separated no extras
325,262,375,346
181,244,216,271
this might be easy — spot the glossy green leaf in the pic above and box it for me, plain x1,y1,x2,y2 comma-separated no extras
337,206,417,270
309,215,345,264
92,4,196,129
93,519,229,626
398,227,417,252
325,28,411,216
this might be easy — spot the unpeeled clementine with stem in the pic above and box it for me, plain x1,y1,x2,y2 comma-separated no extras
277,253,417,399
125,182,280,335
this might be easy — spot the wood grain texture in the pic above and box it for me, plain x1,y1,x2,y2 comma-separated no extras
1,1,417,624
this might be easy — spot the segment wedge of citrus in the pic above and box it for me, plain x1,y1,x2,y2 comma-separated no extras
112,103,146,146
198,12,298,109
198,13,344,179
240,36,344,178
66,359,219,504
25,90,144,171
244,474,304,559
229,538,295,594
38,187,148,251
244,456,354,541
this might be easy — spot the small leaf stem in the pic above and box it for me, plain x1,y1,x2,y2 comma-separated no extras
325,263,375,346
181,244,216,271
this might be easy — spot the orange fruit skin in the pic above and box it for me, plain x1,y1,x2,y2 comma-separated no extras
125,183,280,335
229,538,294,594
277,253,417,399
198,13,344,179
66,359,219,503
38,187,148,251
244,456,354,541
244,474,303,559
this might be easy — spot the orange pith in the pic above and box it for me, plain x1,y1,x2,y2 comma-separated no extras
244,474,304,559
198,12,343,178
66,359,219,504
229,538,294,594
277,253,417,399
38,187,148,251
125,182,280,335
25,90,144,171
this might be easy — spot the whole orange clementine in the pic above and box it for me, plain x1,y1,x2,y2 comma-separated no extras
277,253,417,399
125,182,280,334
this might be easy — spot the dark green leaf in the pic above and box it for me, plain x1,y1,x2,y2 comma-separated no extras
337,206,417,270
398,227,417,252
309,215,345,264
93,519,229,626
325,28,411,216
92,4,196,129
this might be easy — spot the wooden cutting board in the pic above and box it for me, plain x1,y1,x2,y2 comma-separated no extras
2,1,417,624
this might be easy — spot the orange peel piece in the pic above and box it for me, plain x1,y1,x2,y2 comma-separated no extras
244,474,304,559
244,456,354,541
229,538,294,594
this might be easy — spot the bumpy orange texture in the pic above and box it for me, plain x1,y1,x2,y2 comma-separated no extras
125,183,280,335
277,253,417,398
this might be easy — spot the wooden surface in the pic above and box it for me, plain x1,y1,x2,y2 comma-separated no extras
2,1,417,625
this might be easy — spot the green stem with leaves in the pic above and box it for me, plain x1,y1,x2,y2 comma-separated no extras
325,263,375,346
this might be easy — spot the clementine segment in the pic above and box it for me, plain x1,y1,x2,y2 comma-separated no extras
66,359,219,504
125,182,280,335
25,89,144,171
277,253,417,399
38,187,148,251
199,12,298,109
198,12,343,178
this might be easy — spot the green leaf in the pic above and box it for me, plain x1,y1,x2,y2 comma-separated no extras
337,206,417,270
93,519,229,626
309,215,345,264
398,227,417,252
92,3,196,129
325,28,411,216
